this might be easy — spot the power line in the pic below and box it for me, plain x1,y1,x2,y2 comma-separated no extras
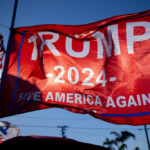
0,24,10,30
16,124,149,131
17,124,56,128
15,115,90,121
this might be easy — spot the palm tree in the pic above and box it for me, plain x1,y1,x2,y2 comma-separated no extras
135,147,140,150
103,131,136,150
103,138,117,150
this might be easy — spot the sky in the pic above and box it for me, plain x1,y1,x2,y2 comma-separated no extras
0,0,150,149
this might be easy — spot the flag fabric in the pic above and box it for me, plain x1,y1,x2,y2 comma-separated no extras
0,137,4,144
0,10,150,125
0,33,5,69
0,121,20,143
0,135,110,150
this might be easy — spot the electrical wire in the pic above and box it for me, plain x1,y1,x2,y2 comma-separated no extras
0,24,10,30
15,115,88,120
16,124,149,131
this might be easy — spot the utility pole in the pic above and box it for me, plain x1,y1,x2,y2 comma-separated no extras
10,0,18,29
144,125,150,150
0,0,18,102
57,125,68,138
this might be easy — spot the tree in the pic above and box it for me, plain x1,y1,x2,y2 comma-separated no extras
103,138,117,150
103,131,136,150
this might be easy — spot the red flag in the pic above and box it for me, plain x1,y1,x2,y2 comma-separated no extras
0,10,150,125
0,33,5,69
0,135,110,150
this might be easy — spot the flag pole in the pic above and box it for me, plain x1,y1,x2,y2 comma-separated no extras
0,0,18,100
10,0,18,29
144,125,150,150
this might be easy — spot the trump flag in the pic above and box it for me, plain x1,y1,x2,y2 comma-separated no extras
0,10,150,125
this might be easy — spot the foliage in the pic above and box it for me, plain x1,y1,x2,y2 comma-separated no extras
103,131,139,150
